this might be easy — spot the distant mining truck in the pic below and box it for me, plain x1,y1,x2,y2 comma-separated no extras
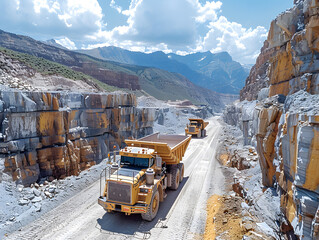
185,118,209,137
98,132,191,221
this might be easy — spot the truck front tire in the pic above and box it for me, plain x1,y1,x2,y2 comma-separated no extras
142,190,159,221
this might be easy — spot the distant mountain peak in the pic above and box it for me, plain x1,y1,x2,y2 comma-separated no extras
43,39,68,50
212,51,233,62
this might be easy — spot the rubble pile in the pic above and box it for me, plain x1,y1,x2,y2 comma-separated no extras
229,0,319,238
0,69,35,92
15,179,61,211
217,124,258,171
0,161,104,236
0,90,154,186
0,51,36,92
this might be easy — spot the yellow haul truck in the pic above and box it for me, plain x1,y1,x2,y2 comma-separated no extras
185,118,209,138
98,132,191,221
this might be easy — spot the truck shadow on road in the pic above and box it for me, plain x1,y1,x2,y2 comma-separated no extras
96,177,189,237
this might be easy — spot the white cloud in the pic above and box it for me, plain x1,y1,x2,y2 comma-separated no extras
195,0,222,23
112,0,200,46
0,0,104,40
0,0,268,64
55,37,76,50
200,16,268,64
110,0,122,14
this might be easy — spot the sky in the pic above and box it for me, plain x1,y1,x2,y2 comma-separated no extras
0,0,293,64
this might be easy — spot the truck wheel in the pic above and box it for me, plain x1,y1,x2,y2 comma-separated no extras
178,163,184,182
197,131,201,138
170,167,180,190
141,190,159,221
201,129,205,137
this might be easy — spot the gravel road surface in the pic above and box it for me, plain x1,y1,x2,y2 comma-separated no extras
7,117,225,240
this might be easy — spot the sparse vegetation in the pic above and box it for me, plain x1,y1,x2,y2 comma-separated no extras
0,47,118,92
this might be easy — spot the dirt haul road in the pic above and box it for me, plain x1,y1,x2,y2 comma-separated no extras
7,117,225,240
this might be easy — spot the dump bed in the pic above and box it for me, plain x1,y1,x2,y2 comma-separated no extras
189,118,209,129
125,133,191,165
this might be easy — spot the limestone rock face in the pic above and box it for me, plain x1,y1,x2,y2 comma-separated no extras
231,1,319,238
254,97,284,187
223,100,257,145
233,91,319,238
0,90,154,186
240,41,274,101
241,0,319,101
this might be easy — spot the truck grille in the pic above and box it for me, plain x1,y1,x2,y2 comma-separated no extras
189,127,195,132
107,181,131,204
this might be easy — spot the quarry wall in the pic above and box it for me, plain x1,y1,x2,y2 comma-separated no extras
226,0,319,238
0,90,154,186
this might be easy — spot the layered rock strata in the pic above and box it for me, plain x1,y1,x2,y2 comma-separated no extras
0,90,154,186
231,1,319,238
241,0,319,101
252,91,319,239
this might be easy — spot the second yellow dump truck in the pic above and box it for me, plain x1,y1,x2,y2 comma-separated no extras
98,132,191,221
185,118,209,137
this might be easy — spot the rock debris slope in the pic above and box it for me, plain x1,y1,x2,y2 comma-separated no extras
225,0,319,238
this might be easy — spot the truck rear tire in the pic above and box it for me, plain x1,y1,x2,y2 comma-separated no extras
141,190,159,221
201,129,206,137
178,163,184,182
170,167,180,190
197,131,201,138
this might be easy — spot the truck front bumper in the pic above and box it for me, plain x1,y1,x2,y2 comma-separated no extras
98,197,147,214
186,131,199,135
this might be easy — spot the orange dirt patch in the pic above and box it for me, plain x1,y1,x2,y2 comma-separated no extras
204,195,245,240
219,154,229,166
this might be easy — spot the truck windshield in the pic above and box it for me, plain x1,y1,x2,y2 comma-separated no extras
120,156,149,169
190,122,200,126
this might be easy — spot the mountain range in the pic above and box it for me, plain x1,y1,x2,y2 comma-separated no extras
78,46,248,94
0,29,239,111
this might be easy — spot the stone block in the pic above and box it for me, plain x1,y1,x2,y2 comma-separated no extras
1,91,37,112
2,112,37,141
59,92,85,109
84,93,108,109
